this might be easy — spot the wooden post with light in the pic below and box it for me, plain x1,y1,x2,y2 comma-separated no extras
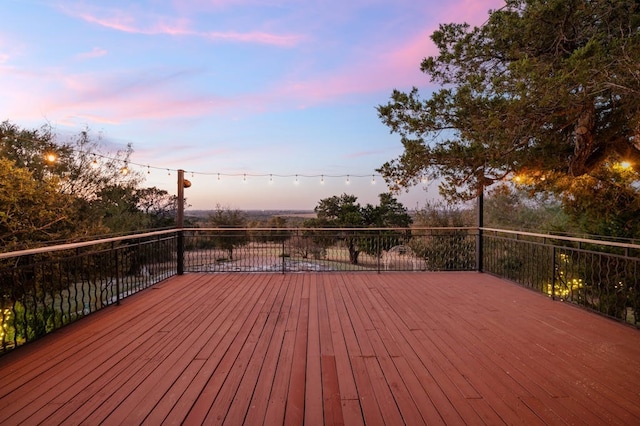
177,169,191,275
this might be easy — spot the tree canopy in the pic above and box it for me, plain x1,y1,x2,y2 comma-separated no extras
304,193,412,264
206,205,249,260
0,121,179,251
377,0,640,236
0,158,81,249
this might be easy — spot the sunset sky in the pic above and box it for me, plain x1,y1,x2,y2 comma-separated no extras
2,0,504,210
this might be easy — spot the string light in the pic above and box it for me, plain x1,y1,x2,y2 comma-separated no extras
5,133,387,186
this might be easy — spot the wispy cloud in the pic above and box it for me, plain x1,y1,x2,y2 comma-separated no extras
76,47,108,60
0,33,21,64
61,4,304,47
258,0,504,106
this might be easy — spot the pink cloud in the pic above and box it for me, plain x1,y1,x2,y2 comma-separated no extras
430,0,505,28
1,0,507,129
0,63,236,127
259,30,433,108
62,5,304,47
257,0,505,106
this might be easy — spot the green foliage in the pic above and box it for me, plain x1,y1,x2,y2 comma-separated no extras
412,200,474,228
1,121,178,251
557,164,640,238
378,0,640,238
206,205,249,259
249,216,291,243
484,184,570,233
409,201,475,270
9,300,62,343
305,193,413,264
0,158,81,251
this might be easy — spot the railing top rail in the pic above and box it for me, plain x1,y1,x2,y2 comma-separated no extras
481,227,640,251
188,226,477,232
2,226,638,261
0,229,177,260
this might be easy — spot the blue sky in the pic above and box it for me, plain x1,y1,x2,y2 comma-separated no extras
2,0,503,210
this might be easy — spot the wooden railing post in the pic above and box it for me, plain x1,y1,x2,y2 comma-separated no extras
177,169,185,275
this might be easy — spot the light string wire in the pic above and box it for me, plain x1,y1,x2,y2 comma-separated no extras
3,134,384,183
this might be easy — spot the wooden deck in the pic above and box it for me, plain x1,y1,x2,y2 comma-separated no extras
1,272,640,425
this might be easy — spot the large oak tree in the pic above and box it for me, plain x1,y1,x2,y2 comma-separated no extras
378,0,640,236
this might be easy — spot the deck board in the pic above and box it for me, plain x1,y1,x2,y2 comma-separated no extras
1,272,640,425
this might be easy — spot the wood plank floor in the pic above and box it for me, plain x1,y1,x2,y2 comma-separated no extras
1,272,640,425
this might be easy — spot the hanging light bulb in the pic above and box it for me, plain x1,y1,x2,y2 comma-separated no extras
371,175,376,184
167,169,171,176
295,174,299,184
243,173,247,183
346,175,350,185
269,174,273,183
120,163,129,175
320,174,324,184
147,165,151,174
217,173,221,181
